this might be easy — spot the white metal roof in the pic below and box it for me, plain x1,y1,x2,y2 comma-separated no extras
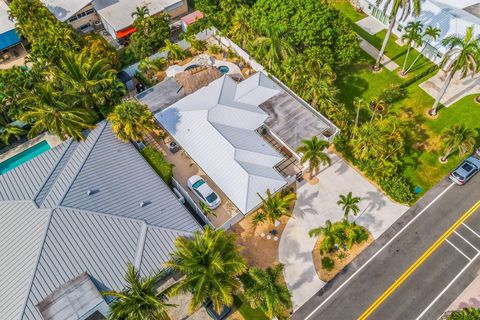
94,0,182,32
156,74,288,214
40,0,92,21
0,0,15,34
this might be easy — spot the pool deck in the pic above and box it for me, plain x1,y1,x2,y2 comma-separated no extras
0,134,62,163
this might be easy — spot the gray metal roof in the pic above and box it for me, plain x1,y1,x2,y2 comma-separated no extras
0,121,200,320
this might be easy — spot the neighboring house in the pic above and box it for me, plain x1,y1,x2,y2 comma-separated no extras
40,0,188,39
358,0,480,64
146,71,338,217
0,0,21,53
0,121,201,319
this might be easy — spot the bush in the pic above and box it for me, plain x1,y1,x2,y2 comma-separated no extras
140,146,174,184
379,175,415,204
208,44,221,55
399,65,438,88
135,71,154,88
321,257,335,271
378,84,407,105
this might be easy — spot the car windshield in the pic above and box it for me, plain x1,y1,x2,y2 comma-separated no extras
453,172,465,180
192,179,205,189
206,192,218,203
461,163,474,172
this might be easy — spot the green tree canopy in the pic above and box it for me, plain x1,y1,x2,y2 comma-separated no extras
108,100,156,142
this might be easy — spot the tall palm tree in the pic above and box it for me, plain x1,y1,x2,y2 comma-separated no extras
405,25,441,74
102,263,173,320
252,189,296,225
374,0,422,70
163,39,186,62
448,307,480,320
242,264,292,319
308,220,343,254
401,21,423,75
253,24,294,72
296,136,331,179
53,51,125,110
20,85,97,141
440,124,478,162
337,192,361,219
131,6,149,19
108,100,156,142
429,26,480,116
166,227,247,313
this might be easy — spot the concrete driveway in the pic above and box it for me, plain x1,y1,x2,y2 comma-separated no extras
279,154,408,310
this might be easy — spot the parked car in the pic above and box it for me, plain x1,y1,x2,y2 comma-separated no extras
203,299,231,320
187,175,221,209
449,156,480,185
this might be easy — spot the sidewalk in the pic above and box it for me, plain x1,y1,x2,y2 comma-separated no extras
358,37,399,71
446,272,480,311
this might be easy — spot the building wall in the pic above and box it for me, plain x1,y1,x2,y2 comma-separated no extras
164,0,188,20
66,3,100,33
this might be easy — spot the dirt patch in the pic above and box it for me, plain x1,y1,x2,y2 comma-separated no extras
312,233,374,282
230,213,290,269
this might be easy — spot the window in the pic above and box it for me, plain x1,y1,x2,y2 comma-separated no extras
206,192,218,203
68,8,96,23
79,23,91,31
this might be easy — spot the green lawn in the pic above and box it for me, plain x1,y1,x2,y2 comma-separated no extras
333,0,480,193
233,295,269,320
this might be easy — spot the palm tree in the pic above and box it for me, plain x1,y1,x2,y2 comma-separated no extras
440,124,478,162
374,0,422,70
166,227,247,313
0,122,26,145
102,263,173,320
253,24,294,72
163,39,186,62
401,21,423,75
405,25,441,74
369,97,388,122
199,201,217,218
296,136,331,179
351,122,389,161
108,100,156,142
185,34,207,53
20,85,97,141
448,307,480,320
242,264,292,319
131,6,149,19
253,189,295,225
353,97,367,128
337,192,361,219
308,220,343,254
139,57,160,79
229,6,253,48
429,26,480,116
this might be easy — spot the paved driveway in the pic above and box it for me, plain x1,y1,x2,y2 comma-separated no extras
279,154,408,310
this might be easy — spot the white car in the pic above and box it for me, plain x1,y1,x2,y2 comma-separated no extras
187,175,221,209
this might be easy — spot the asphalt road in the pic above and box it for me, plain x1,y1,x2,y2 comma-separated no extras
293,174,480,320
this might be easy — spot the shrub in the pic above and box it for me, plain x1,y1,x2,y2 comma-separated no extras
399,65,438,88
135,71,154,88
379,175,415,204
378,84,407,105
321,257,334,271
141,146,174,184
208,44,221,55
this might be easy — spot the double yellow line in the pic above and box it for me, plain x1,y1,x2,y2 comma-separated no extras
358,200,480,320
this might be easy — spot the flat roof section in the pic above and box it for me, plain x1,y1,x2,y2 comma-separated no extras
137,77,186,113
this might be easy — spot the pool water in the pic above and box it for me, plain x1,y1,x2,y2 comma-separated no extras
217,65,230,74
0,140,51,175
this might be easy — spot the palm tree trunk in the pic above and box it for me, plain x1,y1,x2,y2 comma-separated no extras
401,46,411,75
441,146,453,162
355,103,360,127
405,45,426,74
370,108,376,123
430,69,455,116
375,17,396,70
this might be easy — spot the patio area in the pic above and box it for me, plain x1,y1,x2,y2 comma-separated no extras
148,133,242,228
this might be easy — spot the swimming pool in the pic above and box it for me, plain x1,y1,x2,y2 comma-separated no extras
0,140,51,175
217,65,230,74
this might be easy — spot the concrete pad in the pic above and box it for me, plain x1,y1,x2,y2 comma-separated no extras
419,70,480,107
279,154,408,310
359,37,399,71
356,16,385,35
446,271,480,311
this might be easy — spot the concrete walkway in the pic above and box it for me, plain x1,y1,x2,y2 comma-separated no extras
446,272,480,311
358,37,399,71
279,154,408,310
419,70,480,107
356,16,385,35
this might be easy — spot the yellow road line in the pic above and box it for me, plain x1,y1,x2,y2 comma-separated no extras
358,200,480,320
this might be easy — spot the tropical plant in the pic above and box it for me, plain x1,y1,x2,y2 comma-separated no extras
296,136,331,180
353,97,367,128
447,307,480,320
405,25,441,74
252,24,294,72
351,122,389,161
102,262,173,320
321,257,335,271
440,124,478,162
429,26,480,116
108,100,157,142
163,39,187,62
140,146,174,184
309,220,343,254
241,264,292,319
20,84,97,141
139,57,160,79
374,0,422,70
0,122,26,145
185,34,207,53
229,6,253,48
310,219,369,254
82,34,121,70
166,227,247,313
369,97,388,122
379,175,414,204
199,201,217,218
337,192,361,219
400,21,423,75
131,6,150,19
252,189,296,225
